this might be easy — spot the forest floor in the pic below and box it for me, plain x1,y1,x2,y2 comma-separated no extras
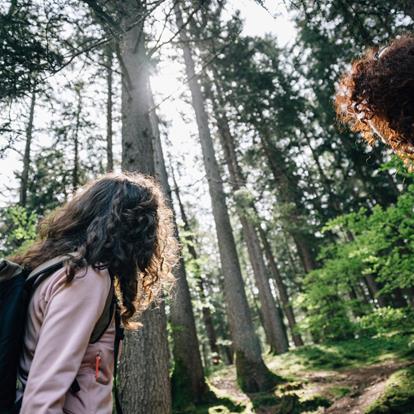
185,331,414,414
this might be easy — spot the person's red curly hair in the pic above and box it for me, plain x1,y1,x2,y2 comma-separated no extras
335,34,414,168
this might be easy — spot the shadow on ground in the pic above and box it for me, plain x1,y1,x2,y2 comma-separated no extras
247,390,331,414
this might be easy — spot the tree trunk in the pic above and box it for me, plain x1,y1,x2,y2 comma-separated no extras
106,42,114,172
151,90,209,406
174,2,277,392
171,169,221,359
120,5,154,173
117,2,171,413
20,88,36,207
207,81,288,354
72,87,82,192
364,275,388,308
259,227,304,347
260,130,317,273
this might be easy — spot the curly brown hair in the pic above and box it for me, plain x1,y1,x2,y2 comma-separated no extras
10,172,178,327
335,34,414,167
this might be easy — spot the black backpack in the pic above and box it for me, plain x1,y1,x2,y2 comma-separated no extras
0,254,124,414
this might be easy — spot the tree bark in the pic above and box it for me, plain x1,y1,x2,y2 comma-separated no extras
72,86,82,192
20,88,36,207
174,3,276,392
117,2,171,413
258,227,304,347
151,89,209,405
207,81,288,353
106,42,114,172
171,169,221,359
120,3,154,173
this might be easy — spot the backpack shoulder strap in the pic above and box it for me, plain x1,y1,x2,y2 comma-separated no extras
25,253,77,290
90,278,115,343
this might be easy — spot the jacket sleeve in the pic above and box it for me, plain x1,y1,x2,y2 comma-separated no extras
20,266,111,414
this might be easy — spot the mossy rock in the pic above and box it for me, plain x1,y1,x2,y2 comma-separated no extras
365,366,414,414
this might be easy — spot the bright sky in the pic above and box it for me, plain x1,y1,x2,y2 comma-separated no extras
0,1,296,209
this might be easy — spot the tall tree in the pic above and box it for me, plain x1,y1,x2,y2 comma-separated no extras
117,1,171,413
171,169,222,360
151,91,210,407
205,79,289,353
19,87,36,206
72,83,83,191
105,42,114,172
174,2,277,392
259,227,304,347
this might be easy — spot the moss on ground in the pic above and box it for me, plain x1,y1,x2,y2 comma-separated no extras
267,331,414,374
177,334,414,413
365,366,414,414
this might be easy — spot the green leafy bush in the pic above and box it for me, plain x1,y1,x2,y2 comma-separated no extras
0,205,38,256
355,307,414,337
301,184,414,341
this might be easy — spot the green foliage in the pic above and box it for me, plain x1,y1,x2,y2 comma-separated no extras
301,183,414,340
0,205,37,256
0,1,64,99
355,307,414,337
365,367,414,414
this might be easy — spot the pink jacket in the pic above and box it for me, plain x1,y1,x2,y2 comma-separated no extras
17,265,115,414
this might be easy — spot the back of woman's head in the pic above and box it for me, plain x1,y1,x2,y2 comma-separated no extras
335,34,414,166
12,172,178,326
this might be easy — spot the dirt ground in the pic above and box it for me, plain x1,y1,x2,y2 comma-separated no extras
209,360,413,413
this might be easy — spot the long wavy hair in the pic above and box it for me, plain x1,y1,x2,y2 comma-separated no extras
11,172,178,327
335,34,414,167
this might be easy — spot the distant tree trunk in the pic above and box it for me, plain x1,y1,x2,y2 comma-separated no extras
72,86,82,192
206,81,288,354
260,129,317,273
20,88,36,207
151,90,209,405
106,42,114,172
303,133,341,214
258,227,304,347
117,2,171,413
174,2,277,392
364,275,388,308
392,288,408,308
171,169,221,359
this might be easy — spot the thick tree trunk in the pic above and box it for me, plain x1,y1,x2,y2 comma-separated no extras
117,2,171,413
151,91,209,405
120,5,154,173
118,305,171,414
207,82,288,353
174,3,276,392
259,227,304,347
20,88,36,207
106,42,114,172
171,170,221,359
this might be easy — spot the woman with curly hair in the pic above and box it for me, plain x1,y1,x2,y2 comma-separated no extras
335,34,414,166
11,172,177,414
